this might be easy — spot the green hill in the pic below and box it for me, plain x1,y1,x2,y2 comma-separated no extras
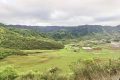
0,26,64,50
6,24,120,41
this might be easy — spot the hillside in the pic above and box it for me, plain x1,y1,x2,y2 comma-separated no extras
6,24,120,40
0,26,64,50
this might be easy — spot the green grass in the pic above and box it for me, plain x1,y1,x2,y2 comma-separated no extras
0,44,120,74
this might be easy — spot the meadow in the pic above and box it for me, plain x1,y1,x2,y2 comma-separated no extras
0,43,120,75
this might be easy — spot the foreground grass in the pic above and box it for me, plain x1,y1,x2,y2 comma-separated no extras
0,58,120,80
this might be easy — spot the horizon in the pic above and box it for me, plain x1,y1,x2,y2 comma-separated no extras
3,23,120,27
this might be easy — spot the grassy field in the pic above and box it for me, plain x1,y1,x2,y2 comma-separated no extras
0,44,120,74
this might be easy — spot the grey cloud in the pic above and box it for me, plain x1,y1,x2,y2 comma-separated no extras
0,0,120,26
95,15,120,22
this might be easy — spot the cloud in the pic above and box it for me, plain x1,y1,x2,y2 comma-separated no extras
0,0,120,26
50,10,69,20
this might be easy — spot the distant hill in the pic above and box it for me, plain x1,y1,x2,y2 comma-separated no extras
5,24,120,40
0,26,64,50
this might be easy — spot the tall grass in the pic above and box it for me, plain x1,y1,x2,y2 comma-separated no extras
16,67,67,80
70,58,120,80
0,58,120,80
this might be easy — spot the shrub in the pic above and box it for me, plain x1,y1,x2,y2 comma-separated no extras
70,58,120,80
16,71,40,80
0,49,26,59
0,66,18,80
40,67,67,80
16,67,68,80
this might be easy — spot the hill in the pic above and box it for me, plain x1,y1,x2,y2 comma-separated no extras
6,24,120,41
0,26,64,50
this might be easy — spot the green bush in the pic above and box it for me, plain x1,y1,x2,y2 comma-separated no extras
0,66,18,80
0,49,25,59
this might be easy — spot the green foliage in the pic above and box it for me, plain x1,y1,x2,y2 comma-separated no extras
16,71,40,80
49,30,73,40
1,59,120,80
0,58,120,80
0,49,23,59
40,67,67,80
16,67,68,80
0,26,64,50
0,66,18,80
8,28,48,38
1,37,64,50
3,24,120,41
70,59,120,80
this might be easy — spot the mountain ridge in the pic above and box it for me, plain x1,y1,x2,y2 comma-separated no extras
1,23,120,41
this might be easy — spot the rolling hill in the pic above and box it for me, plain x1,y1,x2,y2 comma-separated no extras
0,25,64,50
5,24,120,41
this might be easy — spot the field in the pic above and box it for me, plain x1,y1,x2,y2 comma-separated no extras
0,43,120,75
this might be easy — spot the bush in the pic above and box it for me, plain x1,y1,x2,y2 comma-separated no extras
40,67,67,80
0,66,18,80
70,58,120,80
16,67,68,80
0,49,25,59
16,71,40,80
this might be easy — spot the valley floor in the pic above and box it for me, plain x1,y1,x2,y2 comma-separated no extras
0,44,120,74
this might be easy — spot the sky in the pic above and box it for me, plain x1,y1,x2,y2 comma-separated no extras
0,0,120,26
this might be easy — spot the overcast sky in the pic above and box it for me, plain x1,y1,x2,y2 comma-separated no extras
0,0,120,26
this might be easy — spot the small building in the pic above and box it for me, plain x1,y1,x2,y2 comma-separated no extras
82,47,93,51
111,42,120,49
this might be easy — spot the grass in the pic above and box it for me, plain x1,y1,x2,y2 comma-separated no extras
0,44,120,74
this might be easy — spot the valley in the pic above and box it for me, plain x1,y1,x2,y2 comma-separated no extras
1,45,120,73
0,24,120,80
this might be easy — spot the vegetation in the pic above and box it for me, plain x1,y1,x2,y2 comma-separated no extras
1,37,64,50
0,66,18,80
0,26,64,50
0,58,120,80
0,49,25,59
71,59,120,80
6,24,120,40
0,23,120,80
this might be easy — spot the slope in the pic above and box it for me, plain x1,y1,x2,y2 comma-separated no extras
0,26,64,50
